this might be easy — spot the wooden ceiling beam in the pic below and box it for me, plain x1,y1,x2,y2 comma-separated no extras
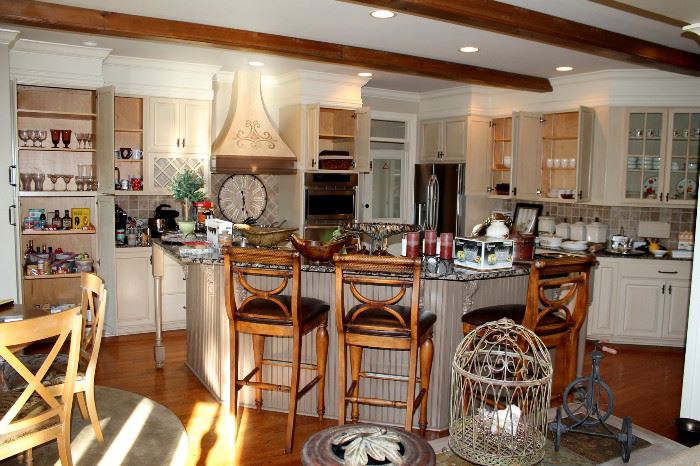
0,0,553,92
345,0,700,77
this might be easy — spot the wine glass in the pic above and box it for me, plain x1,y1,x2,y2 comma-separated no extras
50,129,61,148
61,130,71,148
20,173,33,191
86,175,96,191
48,174,60,191
75,176,85,191
60,174,73,191
30,130,41,147
84,133,93,149
31,173,44,191
37,130,47,148
18,130,30,147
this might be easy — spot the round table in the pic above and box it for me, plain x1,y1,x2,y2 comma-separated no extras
301,424,435,466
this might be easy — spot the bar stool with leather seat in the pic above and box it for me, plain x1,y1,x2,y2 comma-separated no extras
224,247,329,454
461,254,596,398
334,254,435,435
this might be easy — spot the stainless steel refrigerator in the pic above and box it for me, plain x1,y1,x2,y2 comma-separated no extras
414,163,465,236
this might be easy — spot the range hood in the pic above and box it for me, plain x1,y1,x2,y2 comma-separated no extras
211,71,296,174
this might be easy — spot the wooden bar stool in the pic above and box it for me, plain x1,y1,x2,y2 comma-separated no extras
333,254,435,434
224,247,330,454
461,254,596,398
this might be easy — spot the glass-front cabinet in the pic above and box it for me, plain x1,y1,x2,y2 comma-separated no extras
488,116,513,197
623,108,699,205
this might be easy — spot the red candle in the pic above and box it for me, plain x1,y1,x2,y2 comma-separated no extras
440,233,454,259
424,229,437,255
406,232,420,257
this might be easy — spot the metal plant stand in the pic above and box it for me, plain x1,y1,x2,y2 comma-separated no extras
549,341,635,463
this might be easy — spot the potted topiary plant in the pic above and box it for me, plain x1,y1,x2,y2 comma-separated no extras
169,169,206,236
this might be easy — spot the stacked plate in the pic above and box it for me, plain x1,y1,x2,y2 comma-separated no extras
560,240,588,251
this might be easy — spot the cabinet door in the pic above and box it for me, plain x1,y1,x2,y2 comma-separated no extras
665,109,700,205
354,107,371,172
96,86,115,195
465,115,491,195
513,112,541,199
306,103,320,170
420,120,442,162
618,278,664,338
96,194,117,335
115,250,154,334
181,100,210,154
663,279,691,341
488,115,513,197
576,106,595,201
623,110,666,204
149,98,180,151
442,117,467,161
587,259,617,338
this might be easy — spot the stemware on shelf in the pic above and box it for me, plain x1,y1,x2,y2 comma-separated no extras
86,176,96,191
29,130,41,147
31,173,44,191
61,129,72,148
19,173,33,191
36,130,47,148
50,129,61,148
84,133,93,149
18,130,30,147
75,132,84,149
48,173,60,191
75,176,85,191
60,174,74,191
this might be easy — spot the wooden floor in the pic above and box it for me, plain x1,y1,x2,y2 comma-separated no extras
94,331,686,465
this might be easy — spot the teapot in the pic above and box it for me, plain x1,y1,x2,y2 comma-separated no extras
485,219,509,238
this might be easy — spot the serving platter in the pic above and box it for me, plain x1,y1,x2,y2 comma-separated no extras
676,178,697,195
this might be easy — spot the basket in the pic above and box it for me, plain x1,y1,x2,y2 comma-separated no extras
319,158,353,170
234,225,297,247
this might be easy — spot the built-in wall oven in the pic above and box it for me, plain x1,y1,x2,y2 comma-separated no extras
304,173,357,240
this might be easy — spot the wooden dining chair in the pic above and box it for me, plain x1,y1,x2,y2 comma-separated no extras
224,247,330,454
333,254,436,435
462,254,596,398
0,308,82,466
2,273,108,442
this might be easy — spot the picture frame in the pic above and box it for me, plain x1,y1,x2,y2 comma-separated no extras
513,203,543,235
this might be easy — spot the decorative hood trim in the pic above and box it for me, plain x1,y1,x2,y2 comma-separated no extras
211,71,296,173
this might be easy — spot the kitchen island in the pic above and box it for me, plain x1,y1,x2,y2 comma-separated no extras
151,241,529,430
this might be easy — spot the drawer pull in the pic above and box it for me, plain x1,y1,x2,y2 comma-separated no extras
658,270,678,274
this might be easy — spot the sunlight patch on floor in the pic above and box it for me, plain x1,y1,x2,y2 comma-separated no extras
184,401,236,465
96,399,152,465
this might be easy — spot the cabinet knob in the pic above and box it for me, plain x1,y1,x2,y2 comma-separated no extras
536,189,542,195
364,203,370,209
486,186,493,193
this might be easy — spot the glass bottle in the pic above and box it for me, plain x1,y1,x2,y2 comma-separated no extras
39,212,46,230
62,209,72,230
52,209,62,229
23,240,35,274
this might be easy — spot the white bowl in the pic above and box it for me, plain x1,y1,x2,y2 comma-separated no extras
539,235,563,248
651,249,666,258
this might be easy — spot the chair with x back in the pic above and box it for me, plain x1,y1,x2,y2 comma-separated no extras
0,308,82,466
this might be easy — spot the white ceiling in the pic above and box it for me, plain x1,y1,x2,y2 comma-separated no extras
2,0,699,93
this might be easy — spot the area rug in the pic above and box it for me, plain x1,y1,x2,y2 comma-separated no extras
1,386,188,466
429,415,681,466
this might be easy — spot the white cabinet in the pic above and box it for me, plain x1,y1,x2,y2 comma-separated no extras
115,247,154,335
419,117,467,162
147,97,210,154
587,257,691,346
621,108,699,206
115,248,186,334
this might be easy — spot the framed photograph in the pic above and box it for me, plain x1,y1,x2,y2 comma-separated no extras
513,203,543,235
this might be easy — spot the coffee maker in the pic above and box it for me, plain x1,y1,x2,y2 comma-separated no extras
115,204,128,244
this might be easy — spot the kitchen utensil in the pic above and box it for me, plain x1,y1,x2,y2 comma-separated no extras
570,217,587,241
289,233,350,264
608,227,631,252
233,225,298,247
120,147,132,159
539,234,563,248
61,129,71,148
486,219,509,238
561,240,588,251
132,149,143,160
586,218,608,243
555,219,571,239
651,250,667,258
537,214,556,234
511,233,535,262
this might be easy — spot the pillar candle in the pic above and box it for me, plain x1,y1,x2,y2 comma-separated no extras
440,233,454,260
424,229,437,255
406,232,420,257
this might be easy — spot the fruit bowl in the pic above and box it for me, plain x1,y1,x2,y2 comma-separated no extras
289,234,351,264
233,225,297,247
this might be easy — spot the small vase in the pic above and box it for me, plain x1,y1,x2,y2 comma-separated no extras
182,199,192,222
486,219,510,238
177,220,196,237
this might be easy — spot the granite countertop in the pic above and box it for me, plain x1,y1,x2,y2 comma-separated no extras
536,246,691,261
152,240,530,282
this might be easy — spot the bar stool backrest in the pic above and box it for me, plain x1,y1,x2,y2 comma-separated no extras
333,254,422,338
224,247,302,326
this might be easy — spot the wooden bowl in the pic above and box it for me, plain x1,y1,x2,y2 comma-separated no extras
290,234,349,263
234,225,297,247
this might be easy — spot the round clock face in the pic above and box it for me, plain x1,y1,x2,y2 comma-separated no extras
218,175,268,223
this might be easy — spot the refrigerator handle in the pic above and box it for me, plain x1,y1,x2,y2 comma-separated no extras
457,163,465,194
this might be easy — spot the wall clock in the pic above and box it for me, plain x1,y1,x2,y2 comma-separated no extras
218,174,268,223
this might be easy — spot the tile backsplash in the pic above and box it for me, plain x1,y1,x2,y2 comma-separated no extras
504,200,696,248
116,195,178,220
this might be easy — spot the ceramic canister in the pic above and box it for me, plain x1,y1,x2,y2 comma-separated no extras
486,219,509,238
586,218,609,243
555,220,571,239
537,215,556,234
570,218,587,241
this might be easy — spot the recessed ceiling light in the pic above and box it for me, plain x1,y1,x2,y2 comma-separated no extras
248,61,264,67
459,46,479,53
358,72,373,77
556,66,574,72
82,41,98,47
370,9,395,19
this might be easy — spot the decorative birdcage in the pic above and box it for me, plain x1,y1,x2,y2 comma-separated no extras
449,318,553,466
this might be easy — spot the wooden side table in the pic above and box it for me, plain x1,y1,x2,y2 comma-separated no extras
301,424,435,466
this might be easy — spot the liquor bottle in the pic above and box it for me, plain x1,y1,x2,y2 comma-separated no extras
24,239,35,257
41,244,47,254
52,209,62,229
48,246,54,262
62,209,72,230
39,212,46,230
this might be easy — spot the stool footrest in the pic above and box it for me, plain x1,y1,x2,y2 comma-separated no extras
346,395,407,409
296,375,321,399
238,380,291,392
263,358,318,371
361,371,418,383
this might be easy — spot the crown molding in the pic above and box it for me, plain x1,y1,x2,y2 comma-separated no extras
0,28,19,46
12,38,111,59
275,69,369,108
362,87,420,103
104,55,221,74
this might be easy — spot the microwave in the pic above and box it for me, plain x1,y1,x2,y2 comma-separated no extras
304,173,357,223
